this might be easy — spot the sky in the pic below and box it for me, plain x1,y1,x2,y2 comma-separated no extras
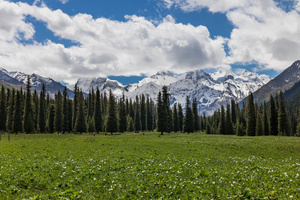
1,0,300,85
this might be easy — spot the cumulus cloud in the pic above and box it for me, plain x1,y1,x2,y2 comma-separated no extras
164,0,300,71
0,0,226,84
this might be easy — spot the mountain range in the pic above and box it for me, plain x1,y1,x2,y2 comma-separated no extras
2,60,300,115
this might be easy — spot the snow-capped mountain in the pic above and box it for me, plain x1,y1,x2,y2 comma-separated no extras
0,68,73,98
74,69,271,115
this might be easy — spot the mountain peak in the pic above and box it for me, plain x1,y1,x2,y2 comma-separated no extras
151,71,174,78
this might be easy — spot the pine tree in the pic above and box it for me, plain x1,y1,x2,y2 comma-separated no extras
173,103,179,132
146,97,153,131
178,103,184,132
106,90,118,134
127,116,134,132
72,83,79,131
62,87,69,133
134,95,141,131
269,95,278,136
262,101,269,136
246,93,256,136
75,91,87,133
67,99,73,133
38,84,46,133
118,94,127,133
23,76,35,134
94,88,102,133
256,112,263,136
219,105,226,135
47,104,55,133
13,90,23,133
183,96,194,134
206,123,211,134
192,98,199,131
278,91,290,136
140,94,146,131
32,89,38,130
162,86,171,133
156,91,164,135
0,86,7,132
87,116,95,133
225,103,234,134
231,99,237,125
54,91,63,133
6,88,15,132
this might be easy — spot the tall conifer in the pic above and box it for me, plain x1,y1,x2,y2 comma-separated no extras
94,88,102,133
0,86,7,131
106,90,118,134
192,98,199,131
13,91,23,133
54,91,63,133
38,84,46,133
225,104,234,134
269,95,278,135
278,91,290,136
263,101,269,135
6,88,15,132
23,76,35,133
246,93,256,136
75,91,87,133
183,96,194,134
219,105,226,135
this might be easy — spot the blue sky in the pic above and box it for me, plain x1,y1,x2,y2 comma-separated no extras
1,0,300,85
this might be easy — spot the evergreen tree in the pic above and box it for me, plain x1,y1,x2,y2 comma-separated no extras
236,120,246,136
67,99,73,133
106,90,118,134
246,92,256,136
32,90,38,130
118,94,127,133
23,76,35,133
127,116,134,132
75,91,87,133
140,94,146,131
225,103,234,134
162,86,171,133
269,94,278,136
183,96,194,134
13,91,23,133
38,84,46,133
178,103,184,132
192,98,199,131
278,91,290,136
62,87,69,133
47,105,55,133
256,112,263,136
296,114,300,137
0,86,7,131
219,105,226,135
231,99,237,125
72,83,79,131
94,88,102,133
146,97,153,131
156,91,164,135
87,116,95,133
262,101,269,135
206,123,211,134
173,103,179,132
54,91,63,133
6,88,15,132
134,95,141,131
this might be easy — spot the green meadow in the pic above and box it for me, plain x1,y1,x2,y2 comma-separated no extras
0,133,300,199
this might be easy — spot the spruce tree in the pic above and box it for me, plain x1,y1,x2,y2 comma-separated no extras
162,86,171,133
62,87,69,133
23,75,35,134
178,103,184,132
67,99,73,133
219,105,226,135
225,103,234,134
269,95,278,136
72,83,79,131
134,95,141,131
6,88,15,132
146,97,153,131
47,105,55,133
156,91,164,135
127,116,134,132
278,91,290,136
296,114,300,137
0,86,7,132
262,101,269,136
38,84,46,133
75,91,87,133
183,96,194,134
118,94,127,133
256,112,263,136
140,94,146,131
106,90,118,134
32,89,39,130
192,98,199,131
173,103,179,132
231,99,237,125
54,91,63,133
94,88,102,133
87,116,95,133
246,92,256,136
13,90,23,133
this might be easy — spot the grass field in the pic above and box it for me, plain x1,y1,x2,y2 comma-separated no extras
0,132,300,199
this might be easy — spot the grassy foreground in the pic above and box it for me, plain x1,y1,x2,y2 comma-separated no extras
0,133,300,199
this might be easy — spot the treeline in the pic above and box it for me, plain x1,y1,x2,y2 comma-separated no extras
0,76,299,136
205,92,300,136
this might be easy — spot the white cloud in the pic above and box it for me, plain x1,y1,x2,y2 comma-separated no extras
0,0,226,84
164,0,300,71
59,0,69,4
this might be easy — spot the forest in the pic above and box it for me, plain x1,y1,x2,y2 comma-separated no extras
0,75,300,136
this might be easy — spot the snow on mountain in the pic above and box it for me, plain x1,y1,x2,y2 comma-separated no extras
0,68,73,98
73,68,270,115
